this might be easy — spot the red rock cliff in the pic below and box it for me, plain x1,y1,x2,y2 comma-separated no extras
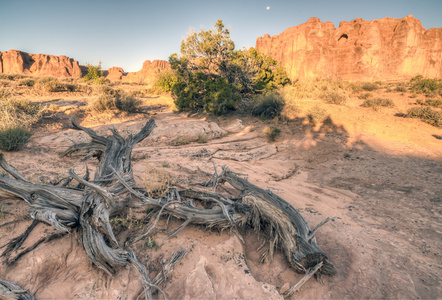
255,15,442,81
0,50,82,78
121,60,170,84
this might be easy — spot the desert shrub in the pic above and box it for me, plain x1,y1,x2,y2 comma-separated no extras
264,126,281,142
0,96,43,151
416,99,442,108
394,85,407,93
361,82,379,91
197,134,208,143
320,90,346,105
93,76,109,85
280,101,301,121
0,89,10,100
34,77,64,93
64,84,77,92
361,98,395,110
358,92,372,100
18,78,35,87
0,98,43,128
406,107,442,127
0,127,32,151
410,75,442,96
307,105,330,125
251,92,285,119
204,77,241,115
349,82,363,93
155,69,178,92
142,163,175,198
83,63,103,82
90,88,142,113
0,74,23,80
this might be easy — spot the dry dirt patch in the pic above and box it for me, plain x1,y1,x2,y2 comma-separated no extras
0,89,441,299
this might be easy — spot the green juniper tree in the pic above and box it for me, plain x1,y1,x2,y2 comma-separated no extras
169,20,290,115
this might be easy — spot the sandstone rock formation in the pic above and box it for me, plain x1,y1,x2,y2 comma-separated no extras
256,15,442,81
121,59,170,84
0,50,82,78
105,67,126,81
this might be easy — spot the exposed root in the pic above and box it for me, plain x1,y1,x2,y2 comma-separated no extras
283,261,324,298
0,279,36,300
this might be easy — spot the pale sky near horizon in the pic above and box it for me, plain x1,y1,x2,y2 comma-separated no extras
1,0,441,72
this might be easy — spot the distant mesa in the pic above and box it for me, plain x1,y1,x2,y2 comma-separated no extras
0,50,170,85
256,15,442,81
0,49,82,78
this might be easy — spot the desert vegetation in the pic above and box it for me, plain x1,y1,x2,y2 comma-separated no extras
0,95,44,151
164,20,290,115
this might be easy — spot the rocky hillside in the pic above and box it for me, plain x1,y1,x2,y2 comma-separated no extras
0,50,82,78
256,15,442,81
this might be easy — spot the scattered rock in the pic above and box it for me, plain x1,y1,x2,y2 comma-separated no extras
280,282,290,294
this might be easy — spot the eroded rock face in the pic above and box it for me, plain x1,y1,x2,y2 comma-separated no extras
105,66,126,81
256,15,442,81
0,50,82,78
121,59,170,84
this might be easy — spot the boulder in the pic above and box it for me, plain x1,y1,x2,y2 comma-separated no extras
255,15,442,81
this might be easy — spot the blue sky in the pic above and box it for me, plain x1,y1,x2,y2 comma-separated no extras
1,0,441,72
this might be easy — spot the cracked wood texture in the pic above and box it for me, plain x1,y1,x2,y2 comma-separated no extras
0,118,335,299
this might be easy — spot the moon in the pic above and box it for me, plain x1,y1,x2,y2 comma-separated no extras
266,6,270,10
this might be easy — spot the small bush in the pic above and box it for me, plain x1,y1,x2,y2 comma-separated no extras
358,92,372,100
64,84,78,92
35,77,64,93
0,127,32,151
416,99,442,108
361,98,395,110
197,134,208,143
320,90,346,105
90,88,142,113
84,63,103,82
204,77,241,115
18,78,35,87
251,92,285,119
155,69,177,92
0,98,43,129
394,85,407,93
307,105,330,125
0,89,10,100
264,126,281,142
410,75,442,95
406,107,442,127
93,77,109,85
361,82,379,91
349,83,363,93
0,74,23,81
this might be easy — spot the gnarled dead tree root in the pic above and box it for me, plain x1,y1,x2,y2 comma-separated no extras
0,119,336,299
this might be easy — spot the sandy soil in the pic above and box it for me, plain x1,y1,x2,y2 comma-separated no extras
0,85,441,299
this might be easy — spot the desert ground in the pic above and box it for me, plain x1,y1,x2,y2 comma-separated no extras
0,78,441,299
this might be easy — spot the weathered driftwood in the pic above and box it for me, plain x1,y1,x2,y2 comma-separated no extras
0,118,335,299
0,279,36,300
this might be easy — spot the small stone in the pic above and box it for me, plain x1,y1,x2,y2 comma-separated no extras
280,282,290,294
